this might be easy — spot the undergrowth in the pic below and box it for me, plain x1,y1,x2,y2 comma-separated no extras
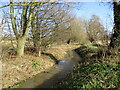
57,60,119,88
56,44,120,89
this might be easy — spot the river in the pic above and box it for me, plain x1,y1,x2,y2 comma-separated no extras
13,50,81,89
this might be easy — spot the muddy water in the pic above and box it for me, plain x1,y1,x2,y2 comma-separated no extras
16,50,81,89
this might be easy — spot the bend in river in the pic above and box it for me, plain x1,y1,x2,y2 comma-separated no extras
15,50,81,89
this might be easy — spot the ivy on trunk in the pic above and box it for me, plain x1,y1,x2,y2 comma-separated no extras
110,0,120,48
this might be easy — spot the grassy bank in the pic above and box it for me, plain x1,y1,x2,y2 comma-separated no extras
56,44,120,88
2,44,80,88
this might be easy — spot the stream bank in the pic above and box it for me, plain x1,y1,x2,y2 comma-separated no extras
9,50,81,89
2,44,80,88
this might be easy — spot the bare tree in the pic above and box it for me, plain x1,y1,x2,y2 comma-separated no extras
30,2,74,56
85,15,105,43
70,17,88,44
9,1,35,56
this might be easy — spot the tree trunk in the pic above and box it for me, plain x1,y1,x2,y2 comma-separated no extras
33,37,41,56
110,1,120,48
17,36,26,56
33,31,40,51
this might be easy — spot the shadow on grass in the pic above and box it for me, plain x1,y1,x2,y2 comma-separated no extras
74,44,105,60
41,52,59,64
56,43,120,88
56,60,120,88
24,46,59,64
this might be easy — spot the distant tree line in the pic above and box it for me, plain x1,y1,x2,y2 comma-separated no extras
0,0,119,57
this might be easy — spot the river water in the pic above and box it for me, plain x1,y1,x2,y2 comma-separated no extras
15,50,81,89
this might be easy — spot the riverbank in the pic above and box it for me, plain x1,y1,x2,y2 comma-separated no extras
2,44,80,88
9,50,81,89
55,44,120,88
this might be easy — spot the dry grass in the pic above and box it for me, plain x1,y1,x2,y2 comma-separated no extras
2,55,55,88
45,44,80,60
2,43,80,88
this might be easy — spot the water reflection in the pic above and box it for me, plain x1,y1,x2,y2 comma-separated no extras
58,60,66,65
16,51,81,89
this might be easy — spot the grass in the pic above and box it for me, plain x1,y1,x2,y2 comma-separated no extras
10,84,20,88
56,44,120,89
2,44,80,88
32,60,41,68
74,44,103,59
57,61,119,88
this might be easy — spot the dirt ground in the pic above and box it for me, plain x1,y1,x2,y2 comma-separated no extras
2,44,80,88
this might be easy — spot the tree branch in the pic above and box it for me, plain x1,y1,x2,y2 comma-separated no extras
10,1,19,39
22,2,29,36
23,2,35,36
